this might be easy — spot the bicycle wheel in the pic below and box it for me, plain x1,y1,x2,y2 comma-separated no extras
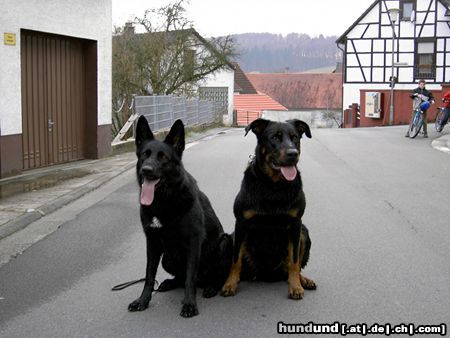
408,110,423,138
435,109,445,132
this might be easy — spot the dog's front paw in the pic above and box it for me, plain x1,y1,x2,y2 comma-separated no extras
220,283,237,297
202,286,218,298
180,303,199,318
301,275,317,290
128,298,150,312
288,285,304,300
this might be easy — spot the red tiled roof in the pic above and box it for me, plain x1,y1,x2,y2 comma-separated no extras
246,73,342,110
234,93,287,126
234,93,287,112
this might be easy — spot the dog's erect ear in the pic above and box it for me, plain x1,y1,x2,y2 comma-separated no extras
287,119,312,139
164,119,185,158
135,115,154,148
245,118,271,137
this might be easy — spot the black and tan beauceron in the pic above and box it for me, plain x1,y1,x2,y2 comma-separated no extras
221,118,316,300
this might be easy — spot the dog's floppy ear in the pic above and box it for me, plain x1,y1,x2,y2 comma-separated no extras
287,119,312,139
135,115,154,148
245,118,271,137
164,119,185,158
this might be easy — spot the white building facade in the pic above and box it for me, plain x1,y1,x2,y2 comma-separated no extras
191,31,235,126
199,67,235,126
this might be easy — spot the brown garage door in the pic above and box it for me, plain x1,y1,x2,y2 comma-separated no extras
21,30,86,170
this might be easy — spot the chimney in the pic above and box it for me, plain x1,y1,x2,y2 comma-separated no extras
123,22,135,35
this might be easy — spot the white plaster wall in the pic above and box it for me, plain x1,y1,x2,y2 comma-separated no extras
398,67,414,81
399,39,415,52
399,22,415,38
262,110,342,128
373,40,385,52
201,67,235,125
445,66,450,83
353,40,371,52
343,84,379,109
0,0,112,136
348,5,379,39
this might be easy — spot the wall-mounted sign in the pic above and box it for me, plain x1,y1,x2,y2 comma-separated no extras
4,33,16,46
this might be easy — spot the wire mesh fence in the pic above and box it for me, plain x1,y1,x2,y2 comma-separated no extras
134,95,223,132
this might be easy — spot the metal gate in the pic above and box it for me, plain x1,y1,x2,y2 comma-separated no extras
198,87,228,115
21,30,86,170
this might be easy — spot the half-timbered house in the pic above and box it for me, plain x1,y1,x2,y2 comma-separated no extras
336,0,450,127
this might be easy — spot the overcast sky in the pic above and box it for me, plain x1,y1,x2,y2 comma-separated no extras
112,0,375,37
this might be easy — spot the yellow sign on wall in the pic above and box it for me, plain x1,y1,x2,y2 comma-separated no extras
4,33,16,46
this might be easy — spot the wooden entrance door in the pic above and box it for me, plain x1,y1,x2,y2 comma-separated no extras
21,30,86,170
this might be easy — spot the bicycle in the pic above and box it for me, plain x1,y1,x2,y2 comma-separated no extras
435,108,447,132
408,99,431,138
436,93,450,132
435,95,450,133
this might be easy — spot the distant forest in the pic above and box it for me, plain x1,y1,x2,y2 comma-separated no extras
231,33,341,73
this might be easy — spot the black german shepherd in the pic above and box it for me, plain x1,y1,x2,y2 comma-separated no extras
221,118,316,299
129,116,231,318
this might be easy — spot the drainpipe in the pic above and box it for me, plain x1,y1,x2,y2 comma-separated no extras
388,8,400,125
337,42,345,127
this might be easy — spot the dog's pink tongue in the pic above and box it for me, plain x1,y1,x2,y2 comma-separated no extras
140,179,160,206
280,166,297,181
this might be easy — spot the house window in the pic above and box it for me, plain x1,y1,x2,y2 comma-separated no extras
415,40,435,79
400,0,415,20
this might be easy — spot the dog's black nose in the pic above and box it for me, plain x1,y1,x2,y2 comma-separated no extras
286,149,299,159
141,165,154,176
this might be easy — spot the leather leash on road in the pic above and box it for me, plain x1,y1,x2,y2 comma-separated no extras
111,278,159,291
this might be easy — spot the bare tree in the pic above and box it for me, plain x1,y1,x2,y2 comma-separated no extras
112,0,236,135
321,110,342,128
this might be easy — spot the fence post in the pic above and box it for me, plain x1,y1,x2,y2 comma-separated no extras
170,96,174,127
132,94,136,139
152,96,156,131
196,100,199,126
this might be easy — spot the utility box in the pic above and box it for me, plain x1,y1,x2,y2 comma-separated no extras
365,92,382,118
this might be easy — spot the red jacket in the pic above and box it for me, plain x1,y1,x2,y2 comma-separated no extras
443,91,450,108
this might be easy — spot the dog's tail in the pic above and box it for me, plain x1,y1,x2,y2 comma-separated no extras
216,233,233,284
300,224,311,269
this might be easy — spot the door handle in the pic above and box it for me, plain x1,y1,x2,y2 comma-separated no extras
48,119,54,132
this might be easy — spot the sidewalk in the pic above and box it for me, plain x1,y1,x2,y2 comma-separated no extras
1,128,449,241
0,151,136,240
0,127,231,240
431,132,450,154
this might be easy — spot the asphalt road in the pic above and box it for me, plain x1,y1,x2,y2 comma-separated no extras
0,126,449,337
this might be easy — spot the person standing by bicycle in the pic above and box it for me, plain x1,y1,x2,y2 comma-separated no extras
405,79,434,138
